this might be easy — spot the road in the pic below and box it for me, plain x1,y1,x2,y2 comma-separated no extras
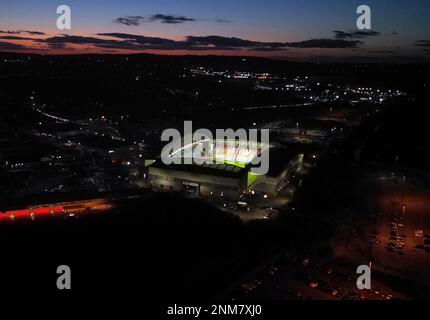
0,198,114,223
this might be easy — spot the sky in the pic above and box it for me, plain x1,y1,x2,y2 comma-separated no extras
0,0,429,62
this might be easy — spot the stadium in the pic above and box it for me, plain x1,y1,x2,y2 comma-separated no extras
146,139,303,199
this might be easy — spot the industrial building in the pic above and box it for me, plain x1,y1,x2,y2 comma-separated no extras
148,161,249,198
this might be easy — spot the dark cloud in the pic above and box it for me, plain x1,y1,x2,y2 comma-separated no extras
98,34,265,50
98,33,193,50
333,30,380,39
35,35,128,50
0,41,27,50
99,33,179,46
150,14,195,24
186,35,283,49
104,34,359,50
0,30,45,35
1,33,364,52
415,40,430,47
88,34,362,50
415,41,430,55
25,31,46,35
286,39,362,49
0,35,34,40
38,34,189,51
114,16,144,26
38,35,117,45
114,14,196,26
186,36,360,50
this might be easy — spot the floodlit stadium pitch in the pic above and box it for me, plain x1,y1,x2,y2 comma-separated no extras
171,139,267,167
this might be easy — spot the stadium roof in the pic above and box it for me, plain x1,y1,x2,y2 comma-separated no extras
150,159,248,179
264,147,303,177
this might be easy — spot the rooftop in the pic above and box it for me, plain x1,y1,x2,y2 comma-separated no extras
150,159,248,179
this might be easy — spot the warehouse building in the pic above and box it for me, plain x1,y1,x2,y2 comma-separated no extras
148,161,248,199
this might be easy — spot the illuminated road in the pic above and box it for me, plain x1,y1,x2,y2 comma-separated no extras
0,198,114,223
241,102,315,110
33,106,70,123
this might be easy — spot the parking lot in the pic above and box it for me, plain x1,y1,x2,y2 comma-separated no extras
364,170,430,280
229,253,401,300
